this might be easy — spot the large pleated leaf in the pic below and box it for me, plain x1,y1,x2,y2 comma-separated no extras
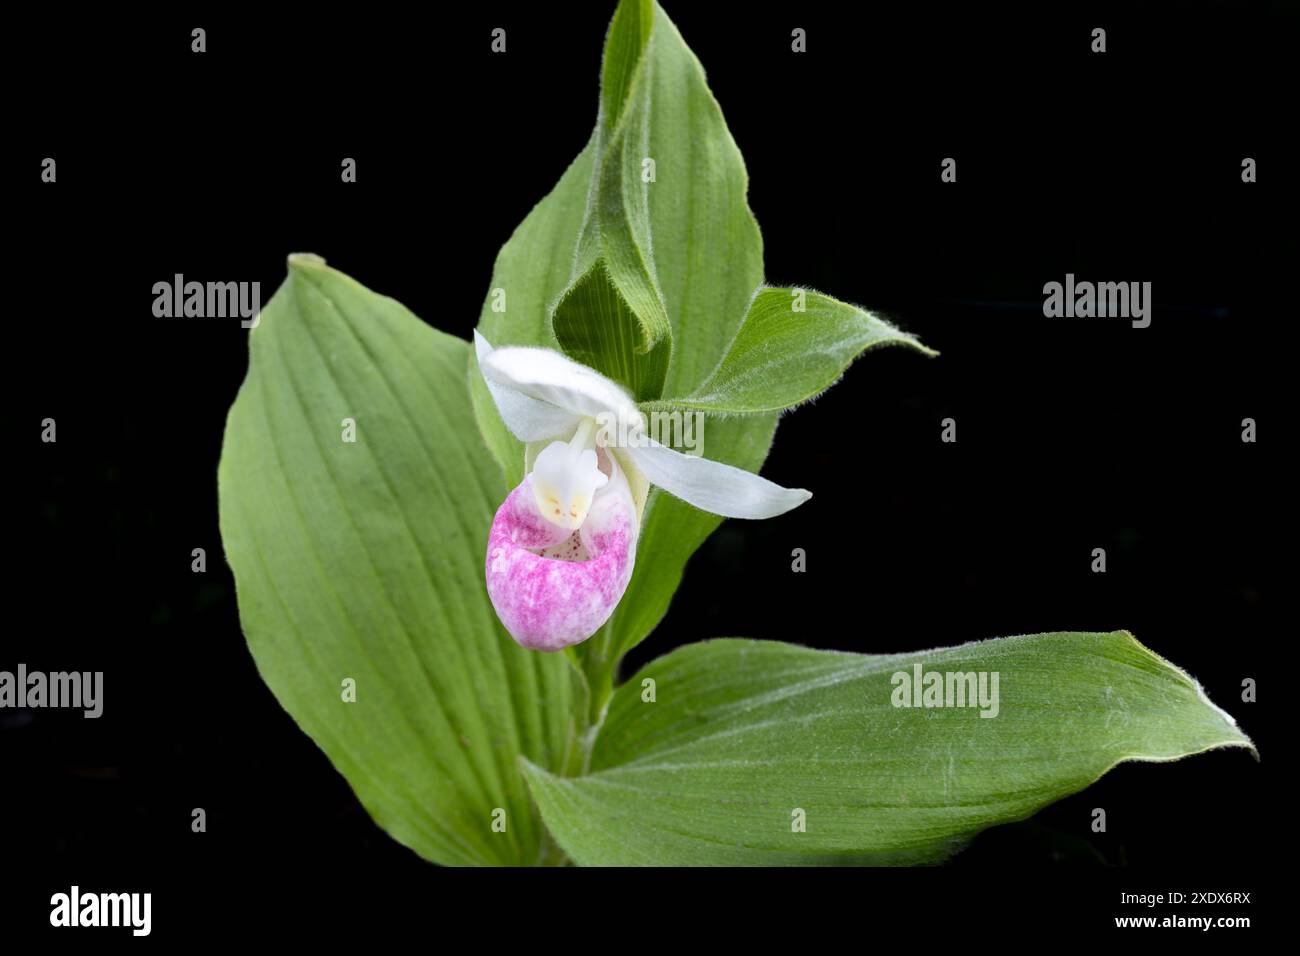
523,632,1254,865
219,255,572,866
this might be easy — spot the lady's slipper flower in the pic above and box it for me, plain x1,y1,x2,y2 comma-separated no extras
475,332,811,651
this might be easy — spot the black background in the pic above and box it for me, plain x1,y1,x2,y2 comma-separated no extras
6,0,1289,938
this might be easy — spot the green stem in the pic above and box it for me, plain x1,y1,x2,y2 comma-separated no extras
563,620,619,776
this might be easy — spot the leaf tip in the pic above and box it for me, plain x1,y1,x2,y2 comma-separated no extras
518,755,562,798
1120,629,1258,761
287,252,328,271
1192,677,1259,761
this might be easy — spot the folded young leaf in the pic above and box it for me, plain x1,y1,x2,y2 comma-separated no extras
219,256,574,866
523,632,1254,865
600,0,654,130
552,259,670,403
553,0,673,401
578,3,786,691
642,288,937,417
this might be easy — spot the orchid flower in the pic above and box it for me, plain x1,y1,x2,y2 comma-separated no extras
475,332,811,652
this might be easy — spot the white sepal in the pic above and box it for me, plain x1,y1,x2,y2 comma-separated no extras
474,331,580,442
479,342,644,434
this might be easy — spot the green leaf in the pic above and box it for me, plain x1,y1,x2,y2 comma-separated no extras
600,0,654,129
553,0,672,400
642,288,937,416
575,4,785,696
472,140,596,487
219,255,573,866
472,2,784,699
523,631,1255,865
552,259,670,402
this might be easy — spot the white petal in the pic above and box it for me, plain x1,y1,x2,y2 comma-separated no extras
474,331,580,442
625,438,811,519
530,428,608,532
479,343,643,433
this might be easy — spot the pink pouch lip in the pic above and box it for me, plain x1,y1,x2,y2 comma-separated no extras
486,475,636,652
